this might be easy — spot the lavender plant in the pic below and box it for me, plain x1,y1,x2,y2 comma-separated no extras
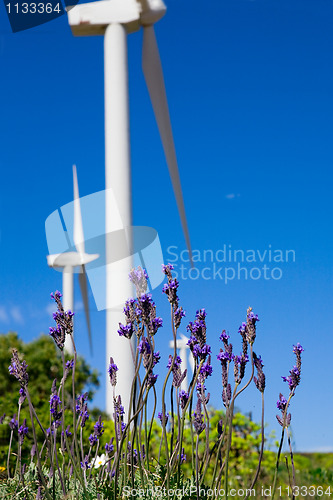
0,266,304,499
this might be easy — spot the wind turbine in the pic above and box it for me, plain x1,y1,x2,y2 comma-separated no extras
67,0,193,416
169,333,194,392
47,165,99,354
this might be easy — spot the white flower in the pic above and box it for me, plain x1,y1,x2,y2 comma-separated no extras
92,453,107,469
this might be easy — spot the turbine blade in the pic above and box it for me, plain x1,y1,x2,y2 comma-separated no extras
73,164,85,256
78,266,93,355
142,25,193,265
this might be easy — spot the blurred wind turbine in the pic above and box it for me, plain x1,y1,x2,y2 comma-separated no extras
47,165,99,354
67,0,193,415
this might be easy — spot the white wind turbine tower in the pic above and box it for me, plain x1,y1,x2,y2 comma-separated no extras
67,0,193,416
47,165,99,354
169,333,194,392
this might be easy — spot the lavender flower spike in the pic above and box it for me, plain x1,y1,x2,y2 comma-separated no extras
18,418,28,444
253,352,265,393
193,399,205,435
129,266,148,297
108,357,118,387
8,349,28,386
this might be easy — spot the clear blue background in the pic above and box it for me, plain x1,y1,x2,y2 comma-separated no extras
0,0,332,452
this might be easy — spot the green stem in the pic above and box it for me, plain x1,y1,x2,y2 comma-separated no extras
146,385,157,470
160,304,178,490
271,389,294,500
210,418,227,490
25,390,52,500
195,435,200,500
244,391,265,499
286,428,296,493
224,393,237,499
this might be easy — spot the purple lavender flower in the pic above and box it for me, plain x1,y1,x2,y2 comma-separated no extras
50,393,61,417
162,279,179,304
196,381,206,394
276,393,288,412
178,448,186,463
89,433,98,446
46,427,54,437
193,399,205,435
217,350,233,362
233,353,249,383
138,337,155,369
200,361,213,378
114,396,125,419
277,344,303,427
61,425,72,437
238,322,246,334
93,416,104,438
222,383,232,408
158,411,169,426
123,298,137,321
253,352,265,392
167,355,187,388
138,337,151,355
293,343,304,355
76,393,89,427
245,307,259,345
8,349,28,386
179,390,189,410
129,266,148,297
293,342,304,372
118,322,134,339
114,395,126,439
174,307,185,329
108,357,118,387
282,342,303,391
0,413,5,424
18,418,28,444
146,371,158,388
49,292,74,350
105,437,114,454
193,343,211,361
153,351,161,367
150,316,163,334
187,311,210,361
80,455,91,470
49,326,65,350
65,359,74,372
19,387,26,405
162,263,174,274
9,414,18,430
219,330,230,342
138,293,156,324
167,354,182,370
282,366,300,391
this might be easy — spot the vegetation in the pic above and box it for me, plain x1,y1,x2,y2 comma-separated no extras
0,265,331,499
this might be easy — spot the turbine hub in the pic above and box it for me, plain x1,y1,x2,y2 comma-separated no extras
139,0,166,26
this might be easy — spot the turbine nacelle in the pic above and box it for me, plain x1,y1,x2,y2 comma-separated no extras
67,0,166,36
47,251,100,270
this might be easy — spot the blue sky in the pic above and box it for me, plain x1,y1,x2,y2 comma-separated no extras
0,0,332,453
